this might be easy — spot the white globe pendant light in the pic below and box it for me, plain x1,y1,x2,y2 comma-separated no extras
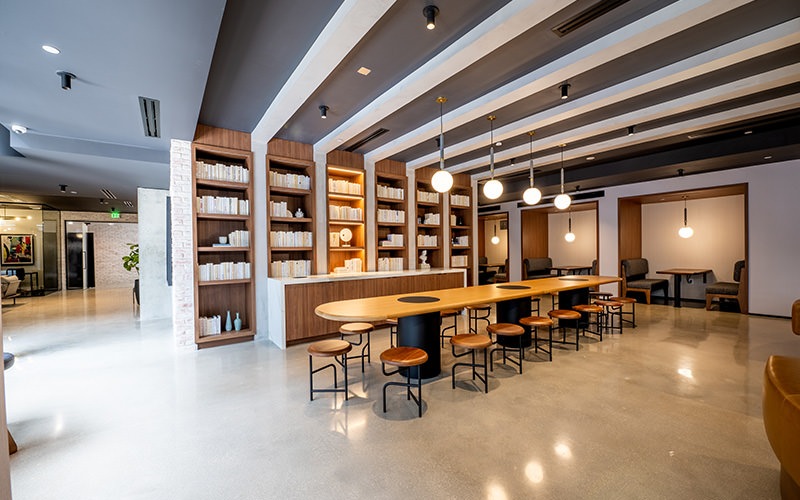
564,213,575,242
554,144,571,210
491,224,500,245
482,115,503,200
679,196,694,238
523,131,542,205
431,96,453,193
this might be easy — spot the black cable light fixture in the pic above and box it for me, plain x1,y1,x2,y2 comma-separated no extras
553,144,571,210
482,115,503,200
430,96,453,193
57,71,75,90
627,125,636,136
679,196,694,239
491,224,500,245
522,131,541,205
565,210,575,242
560,83,570,100
319,105,329,119
423,5,439,30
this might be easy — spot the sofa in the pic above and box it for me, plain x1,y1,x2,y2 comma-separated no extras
1,275,21,305
621,258,669,304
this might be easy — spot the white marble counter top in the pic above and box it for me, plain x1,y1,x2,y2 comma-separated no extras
268,267,465,285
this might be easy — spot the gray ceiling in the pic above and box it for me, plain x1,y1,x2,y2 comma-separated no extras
2,0,799,211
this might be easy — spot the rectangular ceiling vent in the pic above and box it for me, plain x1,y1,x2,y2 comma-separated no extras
344,128,389,152
138,96,161,138
101,189,117,199
123,201,134,208
552,0,630,37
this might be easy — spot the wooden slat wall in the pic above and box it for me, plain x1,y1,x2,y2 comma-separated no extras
284,272,464,344
327,150,364,169
194,124,251,151
267,138,313,162
521,209,548,259
375,159,405,175
618,199,642,263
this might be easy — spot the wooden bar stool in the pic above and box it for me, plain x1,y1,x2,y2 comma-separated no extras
450,334,492,393
590,291,612,300
440,308,461,347
573,303,604,342
519,316,553,361
465,304,491,334
339,322,373,372
595,299,624,335
611,296,637,328
386,317,398,347
487,323,525,374
380,347,428,418
530,297,541,317
308,339,352,401
548,309,582,351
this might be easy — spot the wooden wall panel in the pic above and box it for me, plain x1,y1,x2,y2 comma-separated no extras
284,272,464,344
618,199,642,263
194,124,251,151
327,150,364,169
375,159,406,175
521,209,549,259
415,166,437,182
452,173,470,188
267,138,313,162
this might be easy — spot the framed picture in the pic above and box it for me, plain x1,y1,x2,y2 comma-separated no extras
2,234,34,265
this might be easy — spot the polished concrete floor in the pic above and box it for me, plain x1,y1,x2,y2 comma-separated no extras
2,289,797,499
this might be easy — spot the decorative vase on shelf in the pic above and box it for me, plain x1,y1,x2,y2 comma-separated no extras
225,310,233,332
234,312,242,331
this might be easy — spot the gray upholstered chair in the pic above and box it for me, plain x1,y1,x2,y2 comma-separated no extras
492,259,509,283
705,260,747,312
621,258,668,304
1,276,21,305
525,257,553,279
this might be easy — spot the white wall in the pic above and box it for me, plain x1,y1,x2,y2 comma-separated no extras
484,219,508,265
596,160,800,316
548,210,596,267
138,188,172,321
642,196,745,301
85,222,138,289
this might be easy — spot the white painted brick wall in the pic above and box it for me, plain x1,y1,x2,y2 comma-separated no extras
170,139,195,348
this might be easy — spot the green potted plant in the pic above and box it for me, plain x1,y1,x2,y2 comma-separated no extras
122,243,140,304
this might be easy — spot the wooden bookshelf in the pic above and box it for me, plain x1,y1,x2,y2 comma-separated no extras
415,166,443,268
327,151,365,273
267,138,316,278
191,141,255,348
375,159,408,272
449,174,473,285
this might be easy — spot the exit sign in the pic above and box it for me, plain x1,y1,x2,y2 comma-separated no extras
110,209,120,219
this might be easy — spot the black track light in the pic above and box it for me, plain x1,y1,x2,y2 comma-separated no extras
59,184,67,193
423,5,438,30
57,71,75,90
560,83,570,100
627,125,635,136
319,105,329,119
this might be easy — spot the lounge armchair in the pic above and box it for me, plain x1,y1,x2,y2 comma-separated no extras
492,259,509,283
621,258,668,304
525,257,553,279
1,275,21,305
705,260,747,312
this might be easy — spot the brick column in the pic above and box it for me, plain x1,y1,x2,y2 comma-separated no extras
170,139,195,347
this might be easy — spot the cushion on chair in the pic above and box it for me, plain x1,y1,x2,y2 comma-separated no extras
622,258,649,279
733,260,745,282
626,278,667,290
706,282,739,295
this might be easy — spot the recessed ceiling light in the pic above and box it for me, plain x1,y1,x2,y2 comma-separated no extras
744,130,753,135
10,124,27,134
495,141,502,146
42,44,60,54
764,155,772,160
357,67,371,76
70,190,78,194
586,156,595,160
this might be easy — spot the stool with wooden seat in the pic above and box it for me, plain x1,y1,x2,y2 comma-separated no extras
530,297,541,317
487,323,526,374
339,322,373,372
386,317,398,347
380,347,428,418
308,339,352,401
440,308,461,347
519,316,553,361
450,334,493,393
594,299,624,335
590,291,612,300
610,296,637,328
573,303,604,342
548,309,582,351
466,304,491,334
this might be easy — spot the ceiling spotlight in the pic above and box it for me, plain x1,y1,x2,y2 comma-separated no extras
59,184,67,193
11,124,27,134
319,105,329,119
57,70,76,90
560,83,570,100
627,125,635,136
42,44,60,54
423,5,439,30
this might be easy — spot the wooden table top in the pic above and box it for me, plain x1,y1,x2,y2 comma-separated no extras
315,275,621,322
657,268,712,275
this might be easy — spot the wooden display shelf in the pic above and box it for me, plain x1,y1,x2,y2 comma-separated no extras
417,200,440,207
197,329,254,345
378,246,406,250
197,213,250,221
377,196,405,203
451,245,471,249
270,246,313,252
417,245,441,250
269,186,312,196
270,216,313,223
329,192,364,201
197,246,250,252
418,223,441,228
197,278,252,286
329,219,364,225
377,221,406,227
196,178,249,190
451,204,470,209
451,225,471,229
330,246,365,252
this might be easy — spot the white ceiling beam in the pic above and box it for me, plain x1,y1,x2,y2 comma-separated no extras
369,0,753,164
250,0,397,145
315,0,575,154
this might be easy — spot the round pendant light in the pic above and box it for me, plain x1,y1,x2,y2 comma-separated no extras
679,196,694,238
431,96,453,193
564,212,575,242
554,145,571,210
482,115,503,200
491,224,500,245
523,131,541,205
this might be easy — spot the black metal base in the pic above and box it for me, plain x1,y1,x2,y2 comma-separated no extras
551,323,580,351
468,307,491,334
496,298,532,348
490,335,524,374
451,344,489,393
532,325,553,361
341,332,370,372
308,353,349,401
382,363,424,418
398,312,442,379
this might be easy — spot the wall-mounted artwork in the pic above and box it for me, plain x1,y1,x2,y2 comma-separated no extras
2,234,34,265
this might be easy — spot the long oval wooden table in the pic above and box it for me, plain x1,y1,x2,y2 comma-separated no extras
315,275,621,378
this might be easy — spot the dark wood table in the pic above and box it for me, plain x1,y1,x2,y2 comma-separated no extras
550,265,593,276
656,268,712,308
316,275,621,378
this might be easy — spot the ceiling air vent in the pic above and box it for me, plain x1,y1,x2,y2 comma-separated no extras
138,96,161,138
101,188,117,199
344,128,389,152
123,201,134,208
552,0,630,37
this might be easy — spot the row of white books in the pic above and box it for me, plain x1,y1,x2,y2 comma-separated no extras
224,230,250,247
197,196,250,216
270,231,312,248
198,315,225,337
450,194,470,207
269,171,311,190
422,213,440,225
329,205,363,221
417,190,439,203
452,235,469,246
378,257,404,272
271,260,311,278
377,184,404,200
196,161,249,184
329,179,362,195
451,255,469,267
198,262,251,282
418,234,438,247
380,234,404,247
377,209,405,223
269,201,299,218
333,258,363,273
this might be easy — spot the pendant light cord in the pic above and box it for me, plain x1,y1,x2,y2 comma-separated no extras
489,116,495,177
528,131,534,188
560,146,565,194
438,98,445,169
